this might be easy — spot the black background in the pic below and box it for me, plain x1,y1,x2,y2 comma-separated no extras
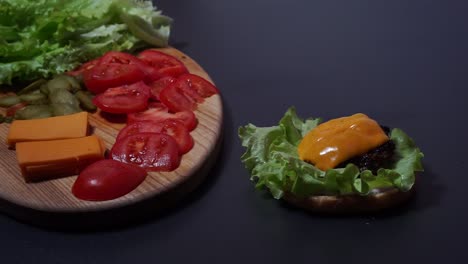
2,0,468,263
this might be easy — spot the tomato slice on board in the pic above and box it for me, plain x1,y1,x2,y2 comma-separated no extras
99,51,161,82
116,120,194,154
83,63,146,94
137,49,189,78
158,82,199,112
72,159,147,201
92,81,151,114
127,105,197,131
159,74,219,112
178,74,219,97
99,51,143,65
148,76,176,101
66,58,100,77
110,132,181,171
159,119,194,154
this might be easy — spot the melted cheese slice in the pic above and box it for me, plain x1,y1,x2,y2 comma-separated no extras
7,112,88,146
16,135,105,182
297,113,389,171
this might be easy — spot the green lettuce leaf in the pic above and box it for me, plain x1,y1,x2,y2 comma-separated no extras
239,107,424,199
0,0,172,85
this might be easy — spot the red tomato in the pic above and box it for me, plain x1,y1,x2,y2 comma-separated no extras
158,81,199,112
116,120,194,154
110,132,181,171
99,51,143,65
137,49,189,78
92,81,151,114
159,119,194,154
67,58,100,77
159,74,219,112
72,159,147,201
148,102,169,111
99,51,161,82
148,76,176,101
83,63,146,94
178,74,219,97
127,105,197,131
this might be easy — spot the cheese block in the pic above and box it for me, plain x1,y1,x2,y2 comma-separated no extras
7,112,88,146
16,135,105,182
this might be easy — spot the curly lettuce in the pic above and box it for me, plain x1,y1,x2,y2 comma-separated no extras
0,0,172,85
239,107,424,199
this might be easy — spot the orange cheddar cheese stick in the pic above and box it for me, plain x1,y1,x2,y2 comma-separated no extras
7,112,89,146
15,135,106,182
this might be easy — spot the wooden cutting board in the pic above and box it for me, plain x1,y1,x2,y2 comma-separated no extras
0,48,223,228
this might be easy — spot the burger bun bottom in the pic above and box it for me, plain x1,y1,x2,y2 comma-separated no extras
283,187,414,214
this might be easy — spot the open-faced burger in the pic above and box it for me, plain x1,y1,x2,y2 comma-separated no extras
239,107,424,213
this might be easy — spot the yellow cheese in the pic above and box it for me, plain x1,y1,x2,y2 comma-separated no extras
7,112,88,145
16,135,105,182
297,113,389,171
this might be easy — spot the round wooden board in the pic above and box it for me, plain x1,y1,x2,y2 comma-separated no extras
0,48,223,220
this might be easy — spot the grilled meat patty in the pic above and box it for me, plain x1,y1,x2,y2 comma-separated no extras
337,126,395,174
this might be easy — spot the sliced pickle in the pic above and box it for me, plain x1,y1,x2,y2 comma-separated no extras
75,91,96,112
51,103,81,116
49,89,80,106
14,105,52,120
17,79,47,95
19,92,48,105
46,75,82,93
0,95,21,107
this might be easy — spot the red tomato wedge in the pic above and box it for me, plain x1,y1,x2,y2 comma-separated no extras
127,104,197,131
72,159,147,201
159,74,219,112
83,63,146,94
116,120,194,154
92,81,151,114
110,132,181,171
137,50,189,78
148,76,176,101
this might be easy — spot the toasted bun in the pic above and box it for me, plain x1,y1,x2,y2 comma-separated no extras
283,187,414,213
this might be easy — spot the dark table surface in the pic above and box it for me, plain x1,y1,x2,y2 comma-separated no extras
2,0,468,263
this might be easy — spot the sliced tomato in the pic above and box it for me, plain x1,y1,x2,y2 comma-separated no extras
92,81,151,114
178,74,219,97
127,105,197,131
137,49,189,78
159,74,219,112
99,51,142,65
72,159,147,201
66,58,100,77
110,132,181,171
99,51,161,82
83,63,146,94
147,101,169,111
116,120,194,154
148,76,176,101
159,119,194,154
158,82,199,112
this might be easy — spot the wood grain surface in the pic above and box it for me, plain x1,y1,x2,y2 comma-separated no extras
0,47,223,215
